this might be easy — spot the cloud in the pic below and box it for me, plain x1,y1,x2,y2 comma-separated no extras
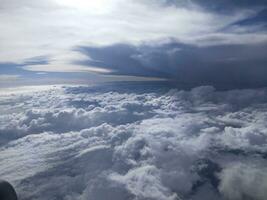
1,84,267,200
76,40,267,88
109,165,178,200
0,74,21,81
219,162,267,200
22,64,111,73
0,74,22,88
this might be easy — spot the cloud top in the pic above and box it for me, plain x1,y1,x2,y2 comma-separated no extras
1,84,267,199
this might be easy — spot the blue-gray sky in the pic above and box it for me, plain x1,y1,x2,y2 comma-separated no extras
0,0,267,88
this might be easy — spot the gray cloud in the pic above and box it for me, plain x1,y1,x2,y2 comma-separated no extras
77,41,267,89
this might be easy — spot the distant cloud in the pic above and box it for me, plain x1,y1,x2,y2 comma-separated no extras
0,74,20,81
77,40,267,88
22,64,112,73
0,0,266,86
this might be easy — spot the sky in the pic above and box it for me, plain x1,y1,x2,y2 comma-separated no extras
1,2,267,200
0,0,267,88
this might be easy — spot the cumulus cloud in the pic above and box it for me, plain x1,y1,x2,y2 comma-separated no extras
1,84,267,200
110,165,178,200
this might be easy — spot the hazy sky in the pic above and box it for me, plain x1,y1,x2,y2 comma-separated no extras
0,0,267,87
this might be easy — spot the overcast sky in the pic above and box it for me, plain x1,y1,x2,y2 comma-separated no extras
0,0,267,88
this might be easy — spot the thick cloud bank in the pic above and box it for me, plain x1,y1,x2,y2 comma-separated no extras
1,83,267,200
77,41,267,89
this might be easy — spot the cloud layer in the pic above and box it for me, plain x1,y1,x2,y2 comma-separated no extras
1,83,267,200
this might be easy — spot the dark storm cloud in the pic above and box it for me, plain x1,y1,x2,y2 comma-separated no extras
76,41,267,89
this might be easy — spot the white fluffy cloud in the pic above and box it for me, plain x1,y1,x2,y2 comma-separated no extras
0,84,267,200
